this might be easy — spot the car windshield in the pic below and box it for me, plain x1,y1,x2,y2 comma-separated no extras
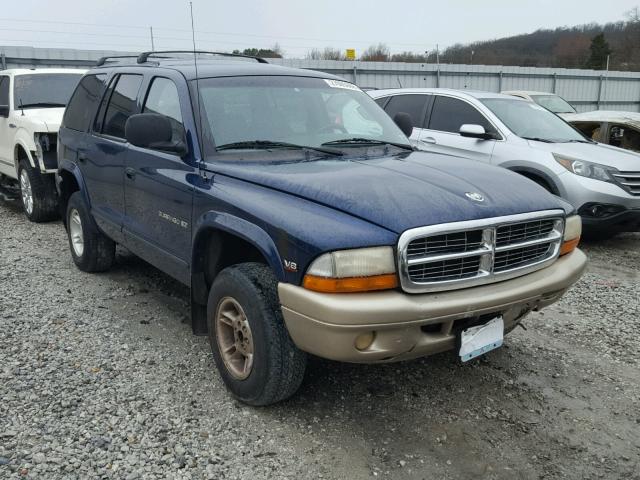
482,98,586,143
530,94,576,114
195,76,410,156
14,74,83,108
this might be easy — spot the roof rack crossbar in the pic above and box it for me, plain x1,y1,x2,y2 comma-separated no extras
136,50,269,64
96,55,140,67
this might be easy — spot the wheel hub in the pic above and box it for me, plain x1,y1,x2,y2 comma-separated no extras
68,209,84,257
19,169,33,215
215,297,254,380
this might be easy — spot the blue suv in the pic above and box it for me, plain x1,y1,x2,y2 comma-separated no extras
57,51,586,405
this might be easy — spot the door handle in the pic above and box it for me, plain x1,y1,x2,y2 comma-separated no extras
8,123,16,129
421,137,437,144
125,167,136,180
77,154,87,163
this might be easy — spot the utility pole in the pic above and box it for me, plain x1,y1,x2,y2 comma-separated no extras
149,26,155,51
436,44,440,65
470,50,474,65
602,54,610,107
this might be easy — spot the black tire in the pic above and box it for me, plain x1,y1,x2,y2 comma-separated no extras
65,191,115,272
207,263,307,406
18,159,58,222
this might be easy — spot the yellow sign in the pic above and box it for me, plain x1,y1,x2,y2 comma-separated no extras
346,49,356,60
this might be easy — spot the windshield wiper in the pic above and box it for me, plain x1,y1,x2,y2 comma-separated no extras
562,139,595,144
216,140,342,156
521,136,555,143
321,137,413,151
19,102,66,108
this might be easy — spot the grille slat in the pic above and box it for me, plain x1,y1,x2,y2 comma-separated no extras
401,214,563,292
612,172,640,196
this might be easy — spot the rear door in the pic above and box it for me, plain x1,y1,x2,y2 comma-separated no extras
84,73,143,242
419,95,498,163
0,75,13,177
381,94,430,148
123,75,195,283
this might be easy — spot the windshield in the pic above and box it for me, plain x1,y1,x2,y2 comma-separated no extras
482,98,586,143
530,94,576,114
195,76,410,156
14,74,83,108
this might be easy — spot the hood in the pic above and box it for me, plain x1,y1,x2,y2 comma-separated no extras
16,107,64,132
206,151,566,234
528,140,640,171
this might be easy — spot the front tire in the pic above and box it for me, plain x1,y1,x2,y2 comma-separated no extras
66,191,115,272
207,263,307,406
18,159,58,222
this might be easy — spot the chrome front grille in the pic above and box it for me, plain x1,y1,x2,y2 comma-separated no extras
398,211,565,293
612,172,640,196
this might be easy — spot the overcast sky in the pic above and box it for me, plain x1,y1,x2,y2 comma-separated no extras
1,0,639,57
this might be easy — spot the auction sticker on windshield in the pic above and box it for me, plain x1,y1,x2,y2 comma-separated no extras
459,317,504,362
324,79,361,91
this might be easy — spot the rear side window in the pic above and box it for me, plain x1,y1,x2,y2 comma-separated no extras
143,77,184,143
429,96,495,134
0,76,9,106
63,74,107,131
384,94,429,127
100,74,143,139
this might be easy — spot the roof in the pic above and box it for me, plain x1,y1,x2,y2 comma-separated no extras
93,58,343,81
0,68,86,75
565,110,640,128
367,87,523,101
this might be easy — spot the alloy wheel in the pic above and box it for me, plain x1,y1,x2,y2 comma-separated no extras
215,297,254,380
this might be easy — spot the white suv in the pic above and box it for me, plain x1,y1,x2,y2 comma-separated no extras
0,68,84,221
369,88,640,238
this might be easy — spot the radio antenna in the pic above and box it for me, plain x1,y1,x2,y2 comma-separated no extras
189,1,205,174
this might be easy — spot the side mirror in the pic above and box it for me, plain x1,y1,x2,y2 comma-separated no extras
393,112,414,137
125,113,188,156
0,105,9,118
459,124,494,140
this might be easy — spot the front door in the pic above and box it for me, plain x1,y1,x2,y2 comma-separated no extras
123,76,194,284
418,95,497,163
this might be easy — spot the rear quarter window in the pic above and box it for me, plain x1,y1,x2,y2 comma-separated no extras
63,74,108,132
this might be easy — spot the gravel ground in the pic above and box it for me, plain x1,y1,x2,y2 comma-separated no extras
1,198,639,480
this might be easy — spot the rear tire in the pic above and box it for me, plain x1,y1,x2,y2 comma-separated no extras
66,191,115,272
207,263,307,406
18,159,58,222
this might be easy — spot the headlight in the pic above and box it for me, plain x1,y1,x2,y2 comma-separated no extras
560,215,581,256
303,246,398,293
553,154,614,182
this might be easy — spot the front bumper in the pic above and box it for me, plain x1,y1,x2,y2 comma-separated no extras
279,249,587,363
557,172,640,232
580,207,640,234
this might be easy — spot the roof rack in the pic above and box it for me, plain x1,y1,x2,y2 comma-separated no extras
136,50,269,64
96,55,140,67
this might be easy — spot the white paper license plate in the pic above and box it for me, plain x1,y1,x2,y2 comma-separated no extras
459,317,504,362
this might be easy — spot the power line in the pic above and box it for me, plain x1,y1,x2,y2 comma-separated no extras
0,17,438,49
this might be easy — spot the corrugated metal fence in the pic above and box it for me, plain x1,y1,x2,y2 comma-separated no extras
3,45,640,112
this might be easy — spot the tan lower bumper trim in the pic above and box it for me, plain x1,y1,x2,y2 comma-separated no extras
278,249,586,363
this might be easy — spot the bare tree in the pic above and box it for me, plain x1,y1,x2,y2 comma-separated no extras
360,43,390,62
306,47,345,60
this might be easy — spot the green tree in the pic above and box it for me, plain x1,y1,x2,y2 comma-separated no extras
585,33,612,69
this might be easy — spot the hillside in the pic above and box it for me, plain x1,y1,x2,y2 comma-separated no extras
440,9,640,70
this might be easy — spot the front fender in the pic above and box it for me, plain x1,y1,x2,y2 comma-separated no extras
13,129,37,170
193,211,285,280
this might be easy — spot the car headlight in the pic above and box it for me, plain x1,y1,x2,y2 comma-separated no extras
560,215,581,256
303,246,398,293
553,154,615,182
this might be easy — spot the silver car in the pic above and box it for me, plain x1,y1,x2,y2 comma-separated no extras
368,88,640,237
